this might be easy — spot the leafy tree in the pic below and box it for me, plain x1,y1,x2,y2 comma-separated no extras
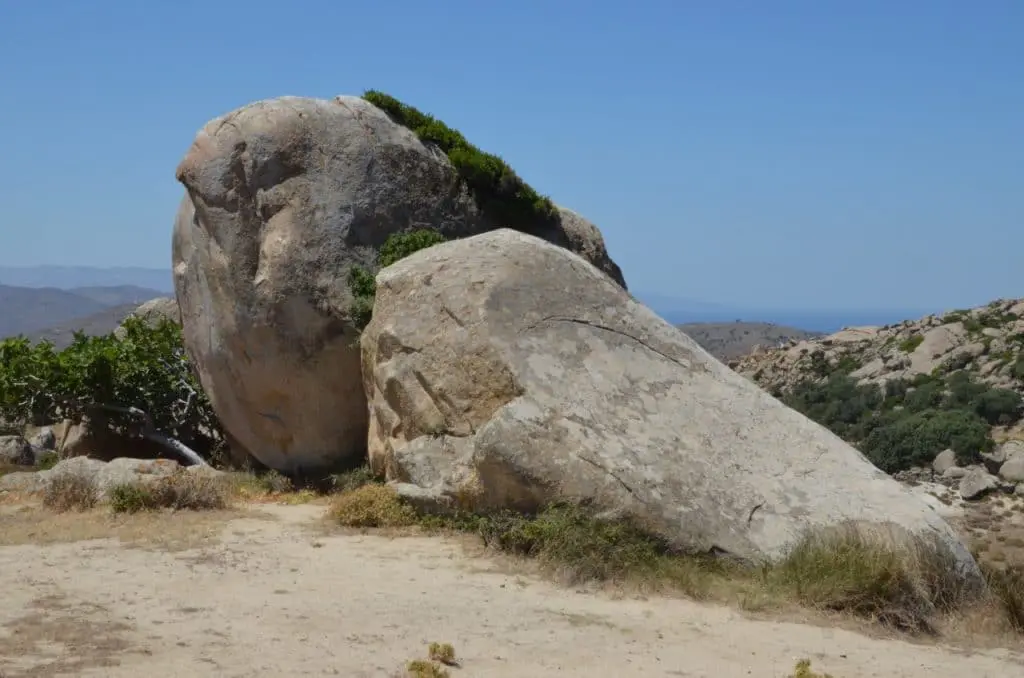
0,316,221,465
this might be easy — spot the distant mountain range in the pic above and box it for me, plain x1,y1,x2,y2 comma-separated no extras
637,293,937,334
0,266,173,293
0,265,966,358
0,284,165,347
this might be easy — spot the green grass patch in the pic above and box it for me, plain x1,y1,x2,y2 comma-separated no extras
898,334,924,353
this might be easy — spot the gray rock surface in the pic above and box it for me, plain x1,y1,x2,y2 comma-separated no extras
172,94,625,473
0,435,33,466
26,426,56,452
0,457,221,497
114,297,182,339
931,448,957,474
360,228,980,582
958,468,999,500
998,454,1024,483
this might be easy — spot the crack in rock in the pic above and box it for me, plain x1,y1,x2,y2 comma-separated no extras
521,315,699,373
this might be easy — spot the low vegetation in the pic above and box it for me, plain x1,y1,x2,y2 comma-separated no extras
783,370,1021,472
348,229,448,330
0,316,223,465
326,471,1024,639
42,471,100,512
109,470,230,513
791,659,835,678
362,90,559,234
402,642,457,677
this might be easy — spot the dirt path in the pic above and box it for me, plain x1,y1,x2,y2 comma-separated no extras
0,503,1021,678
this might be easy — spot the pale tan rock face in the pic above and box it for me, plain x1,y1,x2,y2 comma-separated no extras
171,95,624,473
360,228,980,582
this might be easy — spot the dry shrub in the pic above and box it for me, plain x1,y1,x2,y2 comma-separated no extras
42,472,99,513
983,563,1024,632
329,484,417,527
766,524,974,633
790,658,834,677
109,470,230,514
405,659,449,678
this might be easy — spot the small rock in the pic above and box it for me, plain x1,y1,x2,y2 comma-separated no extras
942,467,968,479
999,454,1024,483
47,457,185,497
0,435,34,466
27,427,56,451
959,468,1000,500
932,448,957,474
0,470,50,494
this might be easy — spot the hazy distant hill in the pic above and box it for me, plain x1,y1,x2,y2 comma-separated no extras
26,303,142,348
677,321,823,362
0,265,172,293
0,284,164,341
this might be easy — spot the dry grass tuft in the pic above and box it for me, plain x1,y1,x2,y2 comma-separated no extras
109,470,231,513
982,563,1024,632
765,525,971,633
427,641,456,665
42,472,100,513
790,658,835,677
403,642,457,677
404,659,449,678
329,484,417,528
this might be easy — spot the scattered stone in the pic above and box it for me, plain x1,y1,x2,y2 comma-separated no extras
26,426,56,451
998,454,1024,483
942,467,968,480
0,435,34,466
0,457,224,498
0,471,47,494
959,468,1000,501
932,449,957,474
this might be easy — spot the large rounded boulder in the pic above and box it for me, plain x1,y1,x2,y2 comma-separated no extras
360,228,981,580
172,95,624,473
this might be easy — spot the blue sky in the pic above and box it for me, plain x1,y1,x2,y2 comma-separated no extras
0,0,1020,312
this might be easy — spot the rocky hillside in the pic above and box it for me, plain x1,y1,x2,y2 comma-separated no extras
734,298,1024,476
678,322,822,361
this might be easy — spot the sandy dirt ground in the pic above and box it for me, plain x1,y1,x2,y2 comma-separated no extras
1,503,1022,678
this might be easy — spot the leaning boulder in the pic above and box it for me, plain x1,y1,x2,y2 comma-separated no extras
361,229,980,579
173,95,625,473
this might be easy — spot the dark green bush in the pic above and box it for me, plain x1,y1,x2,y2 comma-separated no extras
862,409,991,471
972,387,1022,425
362,90,559,235
379,229,447,268
783,368,1015,473
1012,355,1024,381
